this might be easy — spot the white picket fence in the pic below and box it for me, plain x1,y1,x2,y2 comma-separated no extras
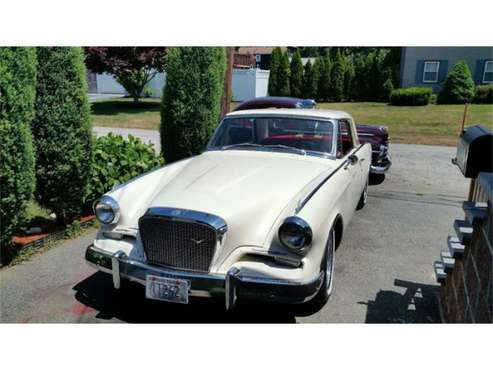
92,68,269,102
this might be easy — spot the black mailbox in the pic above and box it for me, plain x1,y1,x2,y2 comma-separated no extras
455,124,493,178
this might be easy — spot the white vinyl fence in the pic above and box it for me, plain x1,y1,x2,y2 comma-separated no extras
91,68,270,101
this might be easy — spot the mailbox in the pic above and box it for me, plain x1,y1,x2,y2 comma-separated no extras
455,124,493,178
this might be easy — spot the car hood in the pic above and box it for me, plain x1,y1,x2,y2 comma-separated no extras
144,150,333,247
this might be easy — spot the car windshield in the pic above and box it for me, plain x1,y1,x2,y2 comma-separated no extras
208,116,335,156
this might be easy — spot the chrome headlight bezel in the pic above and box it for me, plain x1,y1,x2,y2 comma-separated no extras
93,195,120,225
278,216,313,254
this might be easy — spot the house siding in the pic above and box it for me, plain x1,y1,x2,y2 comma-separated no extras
401,47,493,92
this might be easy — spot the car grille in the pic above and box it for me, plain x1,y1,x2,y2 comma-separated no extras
139,215,218,272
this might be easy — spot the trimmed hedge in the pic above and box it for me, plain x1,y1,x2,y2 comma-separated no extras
0,47,37,248
438,60,475,104
86,133,164,206
289,50,303,98
390,87,433,106
160,47,226,163
32,47,92,224
473,84,493,104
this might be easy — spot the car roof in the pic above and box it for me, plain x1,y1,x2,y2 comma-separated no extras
225,108,352,120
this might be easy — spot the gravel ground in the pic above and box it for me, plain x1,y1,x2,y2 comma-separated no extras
0,137,469,323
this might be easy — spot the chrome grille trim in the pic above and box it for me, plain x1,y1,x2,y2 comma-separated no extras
138,207,227,272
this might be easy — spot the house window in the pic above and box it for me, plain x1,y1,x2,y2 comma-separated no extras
423,61,440,83
255,54,261,63
483,61,493,83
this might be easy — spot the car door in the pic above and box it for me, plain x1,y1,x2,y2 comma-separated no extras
338,119,363,215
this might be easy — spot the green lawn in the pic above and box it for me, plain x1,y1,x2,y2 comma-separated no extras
91,98,493,146
91,98,161,130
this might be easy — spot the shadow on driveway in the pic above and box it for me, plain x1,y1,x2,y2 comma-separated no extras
358,279,441,323
73,272,297,323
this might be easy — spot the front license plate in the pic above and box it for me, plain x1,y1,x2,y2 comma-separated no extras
145,275,189,304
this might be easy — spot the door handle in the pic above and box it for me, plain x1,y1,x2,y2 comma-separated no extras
344,154,358,169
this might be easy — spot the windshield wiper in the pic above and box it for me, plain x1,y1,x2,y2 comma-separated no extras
222,143,263,150
261,144,306,156
222,143,306,156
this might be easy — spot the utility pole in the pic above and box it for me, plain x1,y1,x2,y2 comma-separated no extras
221,47,235,119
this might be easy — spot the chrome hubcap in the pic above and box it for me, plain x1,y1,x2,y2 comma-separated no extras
326,230,335,293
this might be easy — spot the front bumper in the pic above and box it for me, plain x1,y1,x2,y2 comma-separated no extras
85,245,323,310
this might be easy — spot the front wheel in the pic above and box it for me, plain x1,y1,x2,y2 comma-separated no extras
297,227,335,314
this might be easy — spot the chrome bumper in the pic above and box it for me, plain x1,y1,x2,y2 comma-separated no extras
85,245,323,310
370,159,392,174
370,149,391,175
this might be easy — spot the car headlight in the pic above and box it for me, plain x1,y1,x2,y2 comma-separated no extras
94,195,120,225
278,216,313,253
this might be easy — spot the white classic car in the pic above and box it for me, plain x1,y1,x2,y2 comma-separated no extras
86,108,371,311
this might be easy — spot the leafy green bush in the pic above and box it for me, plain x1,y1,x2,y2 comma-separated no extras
32,47,92,224
160,47,226,163
472,84,493,104
438,60,475,104
390,87,433,106
85,133,164,206
0,47,37,249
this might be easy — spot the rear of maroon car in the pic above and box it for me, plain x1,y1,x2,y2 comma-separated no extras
355,124,391,175
234,97,392,175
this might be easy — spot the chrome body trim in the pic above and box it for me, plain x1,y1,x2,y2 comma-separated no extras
85,245,323,310
142,207,227,234
296,144,364,213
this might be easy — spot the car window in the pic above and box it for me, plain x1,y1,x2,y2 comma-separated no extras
337,119,355,157
208,116,335,156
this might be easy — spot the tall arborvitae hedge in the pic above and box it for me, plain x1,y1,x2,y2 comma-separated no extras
302,60,318,99
277,50,291,96
438,60,475,104
268,47,282,96
343,58,355,101
0,47,37,250
160,47,226,163
331,51,345,101
317,57,331,102
32,47,92,224
289,50,303,97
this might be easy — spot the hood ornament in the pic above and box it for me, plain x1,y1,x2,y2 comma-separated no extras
191,238,204,245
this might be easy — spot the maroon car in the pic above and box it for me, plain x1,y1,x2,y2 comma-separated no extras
234,97,391,175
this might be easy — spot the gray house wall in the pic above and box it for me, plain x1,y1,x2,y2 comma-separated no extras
400,47,492,92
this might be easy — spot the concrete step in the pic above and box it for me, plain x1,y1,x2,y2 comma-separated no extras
434,261,447,283
440,250,455,271
454,219,473,245
447,235,465,258
462,201,487,225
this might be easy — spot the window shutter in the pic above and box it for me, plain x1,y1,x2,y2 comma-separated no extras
415,60,425,83
474,59,486,84
438,60,448,82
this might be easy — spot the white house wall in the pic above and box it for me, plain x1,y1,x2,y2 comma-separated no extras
94,68,270,101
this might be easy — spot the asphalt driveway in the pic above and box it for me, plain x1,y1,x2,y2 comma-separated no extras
0,139,469,323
